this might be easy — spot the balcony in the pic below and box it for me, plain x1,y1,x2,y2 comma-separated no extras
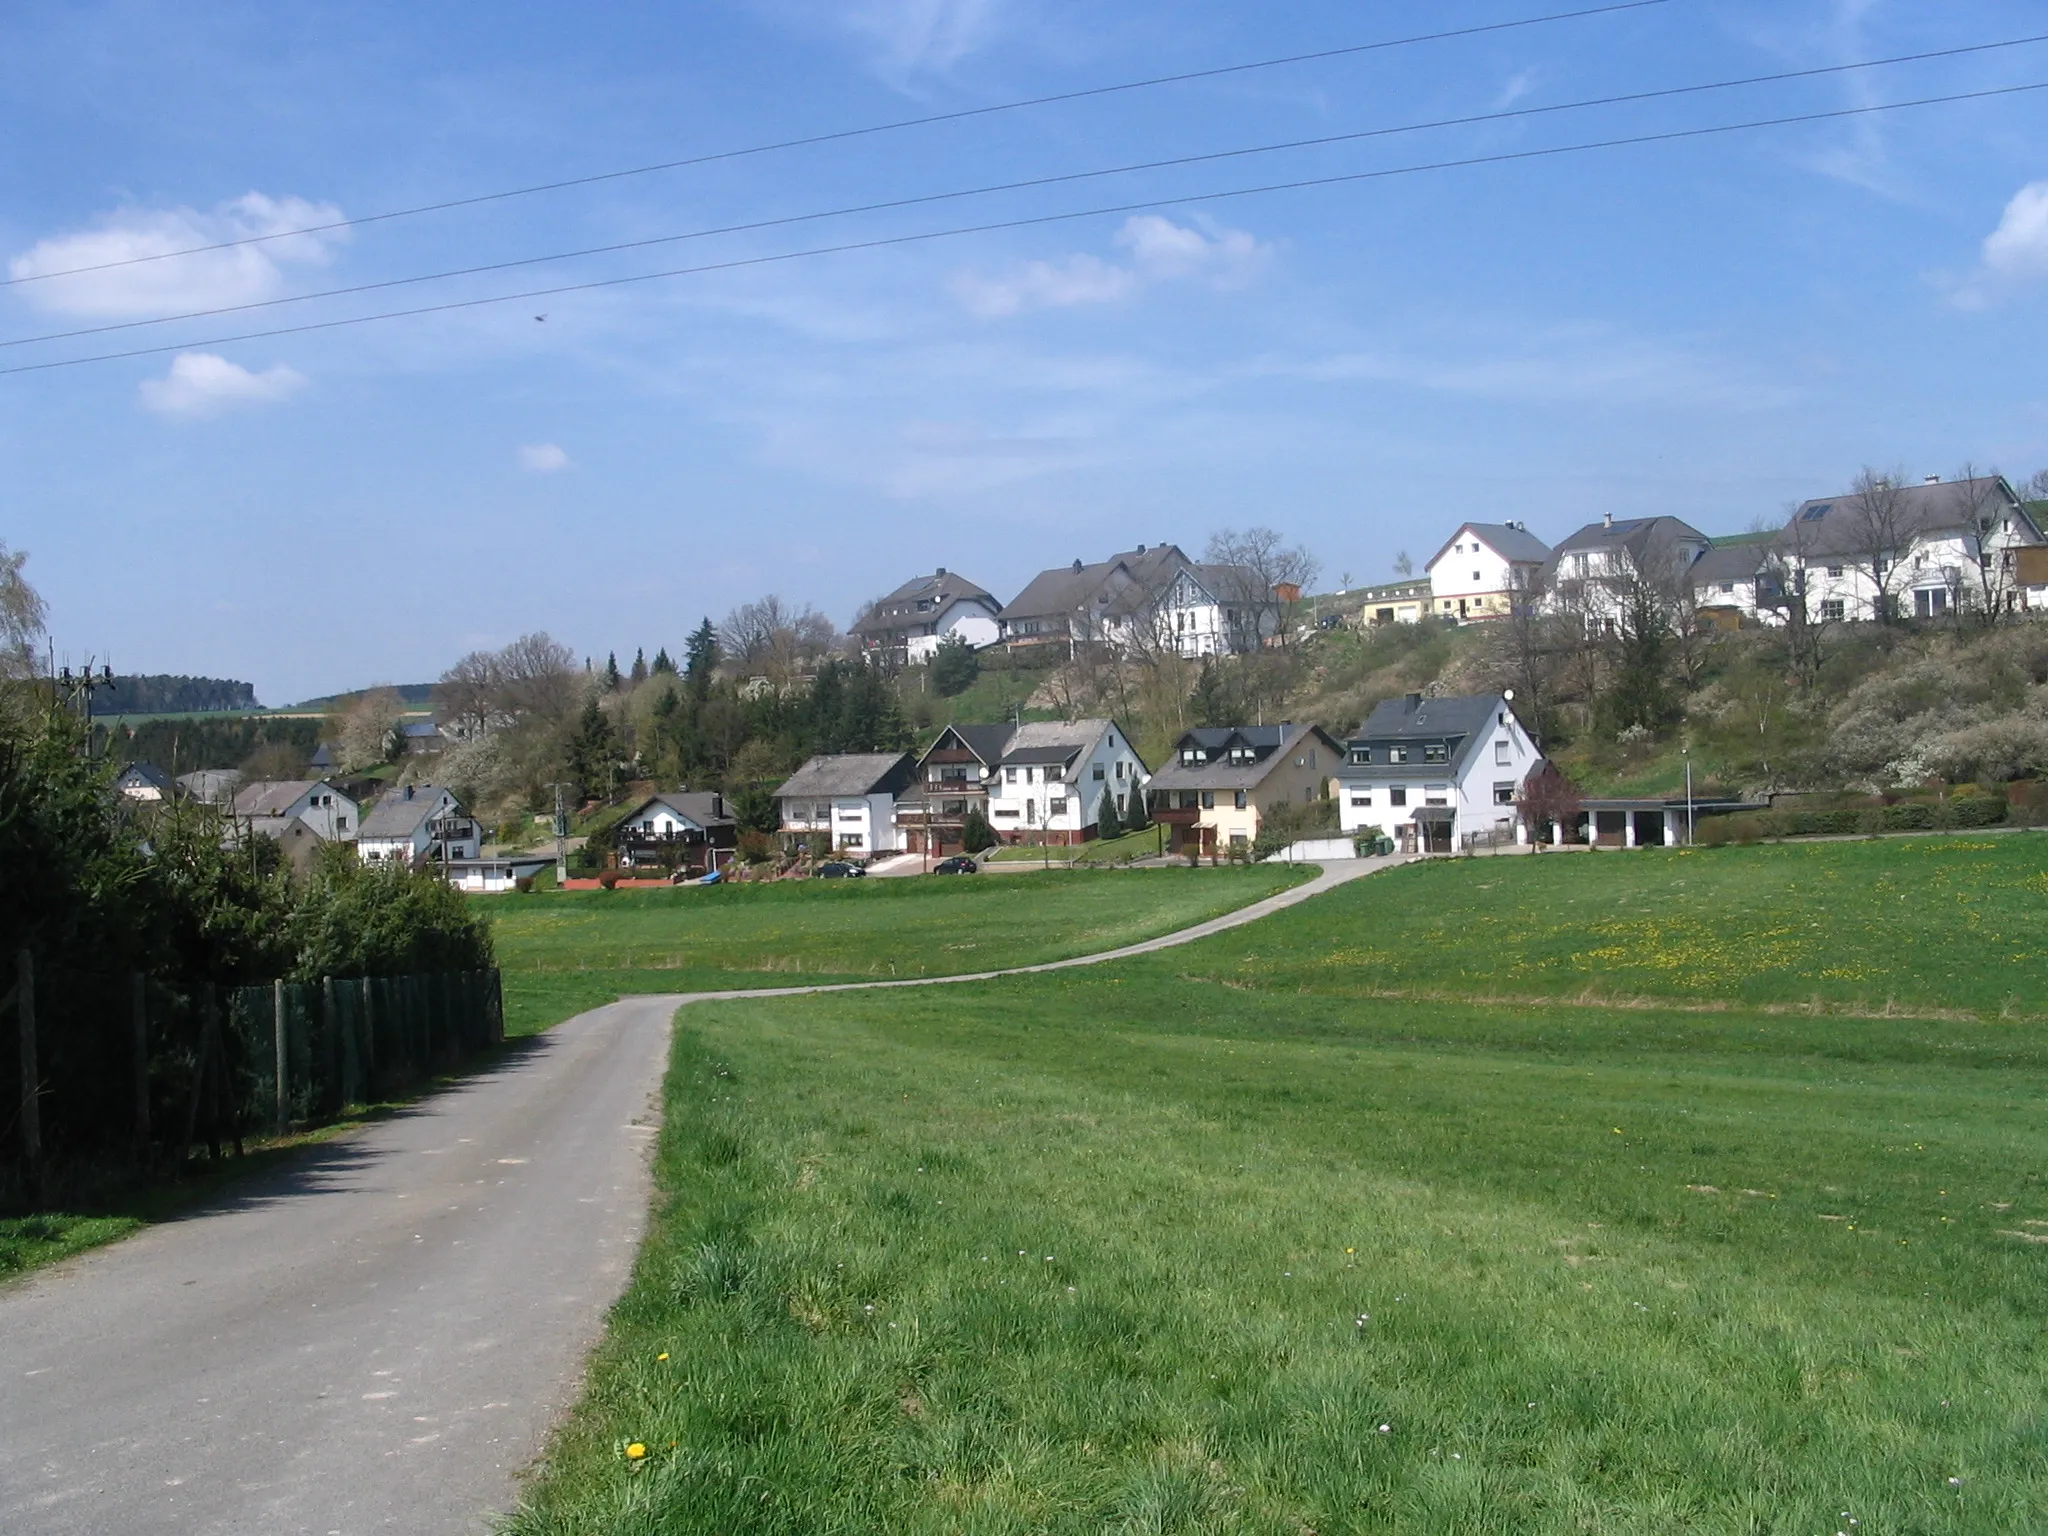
1153,805,1200,825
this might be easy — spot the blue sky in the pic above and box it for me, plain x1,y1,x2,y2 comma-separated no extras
6,0,2048,703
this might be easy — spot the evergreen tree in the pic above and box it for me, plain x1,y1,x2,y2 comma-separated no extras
729,781,780,836
1190,657,1235,727
1095,787,1122,840
603,652,622,692
630,648,649,685
684,617,719,702
651,648,676,675
961,805,997,854
806,661,847,754
1123,784,1149,832
930,635,979,697
567,691,621,794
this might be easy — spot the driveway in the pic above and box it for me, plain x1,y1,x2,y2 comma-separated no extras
0,855,1405,1533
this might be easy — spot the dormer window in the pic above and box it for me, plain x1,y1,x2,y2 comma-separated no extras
1389,747,1410,765
1350,748,1371,765
1424,744,1449,764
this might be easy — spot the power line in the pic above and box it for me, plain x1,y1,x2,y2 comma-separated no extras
10,32,2041,350
5,79,2039,381
2,1,1677,288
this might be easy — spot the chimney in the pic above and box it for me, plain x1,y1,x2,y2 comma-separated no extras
403,784,414,801
1136,543,1147,554
935,566,946,578
1405,692,1423,711
1924,474,1942,485
1602,512,1614,530
713,792,724,819
1072,558,1084,573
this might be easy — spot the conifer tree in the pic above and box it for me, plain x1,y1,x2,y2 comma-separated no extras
630,648,649,685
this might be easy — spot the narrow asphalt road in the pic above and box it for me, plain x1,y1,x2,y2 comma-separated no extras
0,856,1400,1534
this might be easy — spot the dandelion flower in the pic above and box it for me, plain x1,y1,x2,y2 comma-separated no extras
656,1352,669,1361
625,1443,647,1460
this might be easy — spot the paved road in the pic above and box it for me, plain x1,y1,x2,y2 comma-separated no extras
0,856,1400,1534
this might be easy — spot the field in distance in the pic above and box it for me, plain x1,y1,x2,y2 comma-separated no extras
510,836,2048,1535
491,864,1308,1036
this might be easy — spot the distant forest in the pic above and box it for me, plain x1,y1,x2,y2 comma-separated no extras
97,716,320,776
102,674,260,714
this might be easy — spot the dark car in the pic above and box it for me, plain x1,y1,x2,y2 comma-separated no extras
1316,613,1345,630
814,860,866,879
931,856,979,875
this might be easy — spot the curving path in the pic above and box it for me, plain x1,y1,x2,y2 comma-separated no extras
0,856,1402,1534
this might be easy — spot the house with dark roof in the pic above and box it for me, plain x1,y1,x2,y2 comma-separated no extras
357,784,480,867
232,779,359,841
896,723,1016,855
999,545,1275,658
1688,534,1782,628
113,761,177,804
612,790,738,874
1334,692,1540,854
775,753,918,856
984,719,1148,845
1780,474,2046,622
1541,514,1713,632
176,768,243,807
1145,723,1343,855
852,569,1002,664
1423,522,1552,623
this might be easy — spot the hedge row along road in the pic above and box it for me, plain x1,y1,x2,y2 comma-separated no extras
0,859,1390,1535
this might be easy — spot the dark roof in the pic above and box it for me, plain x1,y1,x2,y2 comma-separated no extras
918,722,1016,768
309,742,337,770
1425,522,1552,572
993,719,1127,774
853,570,1000,637
233,779,339,818
1784,476,2033,560
1003,545,1194,624
1147,723,1342,791
1688,541,1774,588
619,791,734,830
1342,693,1520,781
775,752,917,800
359,784,463,840
1552,515,1710,559
115,761,175,794
1003,744,1082,766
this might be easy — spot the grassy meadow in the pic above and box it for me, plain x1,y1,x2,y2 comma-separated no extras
508,835,2048,1534
490,865,1305,1035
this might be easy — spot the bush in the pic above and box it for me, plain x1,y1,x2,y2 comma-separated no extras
513,876,534,895
1949,795,2008,828
597,870,620,890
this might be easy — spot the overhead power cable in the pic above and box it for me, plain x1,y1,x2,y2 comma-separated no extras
11,31,2042,350
5,79,2040,381
2,0,1676,287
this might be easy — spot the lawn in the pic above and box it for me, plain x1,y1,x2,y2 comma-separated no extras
506,836,2048,1534
490,865,1306,1036
982,827,1168,865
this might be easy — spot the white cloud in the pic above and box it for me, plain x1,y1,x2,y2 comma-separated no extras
952,215,1269,319
1981,181,2048,281
10,192,346,318
841,0,1003,75
138,353,306,418
517,442,572,473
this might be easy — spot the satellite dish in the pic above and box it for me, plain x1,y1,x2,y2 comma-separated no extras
1503,688,1516,701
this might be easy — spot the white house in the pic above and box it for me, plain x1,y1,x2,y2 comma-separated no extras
1541,515,1713,632
775,753,918,856
612,791,738,873
114,762,176,804
1424,522,1552,623
443,854,554,893
852,569,1004,664
232,779,360,841
984,719,1149,845
1335,692,1541,854
357,784,481,866
999,545,1276,659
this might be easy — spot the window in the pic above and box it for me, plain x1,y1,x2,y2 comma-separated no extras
1494,782,1515,805
1051,797,1068,817
1201,791,1215,810
1350,748,1372,765
1350,794,1371,808
1234,790,1248,811
338,816,349,831
1026,799,1036,821
1229,831,1249,847
1821,599,1846,622
1495,740,1511,766
1827,565,1844,579
1389,747,1410,765
1720,581,1734,593
1389,787,1407,807
1801,503,1830,521
1472,570,1481,582
1426,792,1449,807
841,834,864,849
1093,764,1106,780
1005,767,1018,783
1423,744,1449,764
1116,761,1127,780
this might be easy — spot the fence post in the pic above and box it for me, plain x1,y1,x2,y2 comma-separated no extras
359,976,376,1085
132,973,150,1154
319,976,337,1116
332,976,356,1109
272,978,288,1137
16,950,41,1206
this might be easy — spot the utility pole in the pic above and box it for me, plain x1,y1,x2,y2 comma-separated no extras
549,782,570,883
1683,748,1695,847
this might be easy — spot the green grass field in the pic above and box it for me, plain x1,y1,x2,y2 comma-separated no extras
982,827,1168,865
507,836,2048,1534
491,866,1305,1036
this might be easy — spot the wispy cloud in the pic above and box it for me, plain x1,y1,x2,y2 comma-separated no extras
11,193,346,318
767,0,1005,80
1947,180,2048,309
952,215,1270,318
517,442,572,473
137,352,306,418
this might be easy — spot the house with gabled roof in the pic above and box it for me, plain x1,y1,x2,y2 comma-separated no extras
232,779,359,841
1334,692,1540,854
612,790,738,875
853,569,1003,664
1541,514,1713,633
357,784,480,867
999,545,1275,658
113,761,177,804
984,719,1148,845
775,753,918,856
897,723,1016,855
1424,522,1551,623
1145,723,1343,855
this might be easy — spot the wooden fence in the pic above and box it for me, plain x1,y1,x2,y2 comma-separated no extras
4,953,503,1200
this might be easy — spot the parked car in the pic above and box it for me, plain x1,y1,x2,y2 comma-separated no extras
931,856,979,875
815,860,865,879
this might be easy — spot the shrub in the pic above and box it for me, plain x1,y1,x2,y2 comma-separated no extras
1695,816,1733,847
1949,795,2008,828
1881,802,1936,831
597,870,620,890
514,875,534,894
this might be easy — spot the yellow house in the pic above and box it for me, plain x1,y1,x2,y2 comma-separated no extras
1146,723,1345,855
